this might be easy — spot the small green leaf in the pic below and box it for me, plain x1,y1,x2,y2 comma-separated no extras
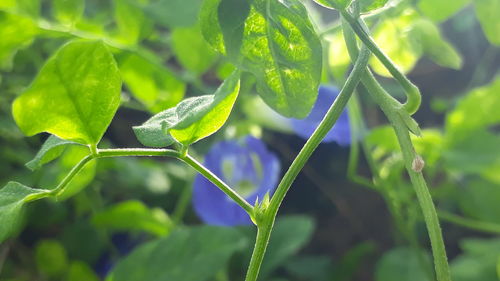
26,135,81,171
313,0,352,10
92,200,172,237
0,182,50,243
0,11,38,69
107,226,248,281
200,0,322,118
35,239,68,278
55,146,96,200
375,247,432,281
143,0,203,28
359,0,389,13
171,25,218,75
53,0,85,24
12,40,122,145
67,261,100,281
418,0,471,22
113,0,152,44
120,54,185,113
133,71,240,146
474,0,500,46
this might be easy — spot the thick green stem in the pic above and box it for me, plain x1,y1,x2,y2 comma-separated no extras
244,44,371,281
342,19,452,281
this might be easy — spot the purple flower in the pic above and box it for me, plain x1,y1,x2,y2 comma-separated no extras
192,136,281,226
290,85,351,146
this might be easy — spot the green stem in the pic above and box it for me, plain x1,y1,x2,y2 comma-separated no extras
340,11,421,115
244,43,371,281
438,210,500,235
342,21,452,281
46,148,253,215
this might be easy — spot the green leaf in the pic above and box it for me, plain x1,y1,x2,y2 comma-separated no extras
171,25,218,75
359,0,389,13
12,40,122,145
53,0,85,24
113,0,152,44
133,71,240,146
107,226,248,281
35,239,68,278
457,179,500,224
475,0,500,46
375,247,432,281
54,146,96,200
451,238,500,281
120,54,185,113
200,0,322,118
0,11,38,69
67,261,100,281
26,135,81,171
370,9,422,77
313,0,352,10
418,0,471,22
259,215,315,278
91,200,172,237
412,19,462,69
143,0,203,28
0,182,50,243
328,31,351,80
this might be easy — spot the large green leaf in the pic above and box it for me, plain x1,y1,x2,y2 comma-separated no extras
12,40,122,145
418,0,471,22
26,135,81,171
375,247,432,281
0,11,38,69
457,179,500,224
91,200,172,237
171,25,218,75
107,226,248,281
451,238,500,281
475,0,500,46
0,182,50,243
143,0,203,28
200,0,322,118
120,54,185,113
133,71,240,146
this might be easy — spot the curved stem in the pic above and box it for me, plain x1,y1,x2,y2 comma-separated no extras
438,210,500,235
244,44,371,281
342,21,452,281
340,10,421,115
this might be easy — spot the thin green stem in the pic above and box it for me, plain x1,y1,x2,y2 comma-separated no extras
244,43,371,281
438,210,500,235
340,11,421,115
342,21,452,281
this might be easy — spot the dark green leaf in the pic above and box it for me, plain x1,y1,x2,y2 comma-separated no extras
200,0,322,118
375,247,432,281
475,0,500,46
53,0,84,24
120,54,185,113
133,71,240,146
0,11,38,69
12,40,122,145
107,225,248,281
458,179,500,224
26,135,81,171
171,25,218,75
92,200,172,237
144,0,203,28
0,182,50,243
418,0,471,22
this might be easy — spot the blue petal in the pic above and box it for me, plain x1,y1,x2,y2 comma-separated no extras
290,85,351,146
192,136,281,226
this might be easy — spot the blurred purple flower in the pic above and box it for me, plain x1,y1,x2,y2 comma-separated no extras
192,136,280,226
290,85,351,146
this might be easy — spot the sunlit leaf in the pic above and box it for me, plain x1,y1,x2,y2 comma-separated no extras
171,25,217,75
67,261,100,281
0,182,50,243
474,0,500,46
26,135,81,171
54,146,96,200
12,40,122,145
133,71,240,146
107,226,248,281
328,31,351,80
200,0,322,118
53,0,84,24
92,200,172,237
113,0,152,44
359,0,389,13
0,11,38,69
120,54,185,113
418,0,471,22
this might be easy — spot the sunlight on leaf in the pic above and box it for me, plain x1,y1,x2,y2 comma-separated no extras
0,11,38,69
474,0,500,46
418,0,471,22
